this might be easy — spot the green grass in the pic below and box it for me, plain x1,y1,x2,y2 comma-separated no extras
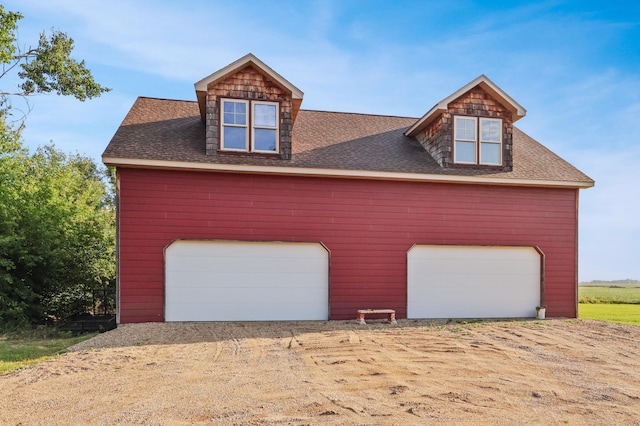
579,303,640,325
0,329,97,374
578,285,640,304
578,285,640,325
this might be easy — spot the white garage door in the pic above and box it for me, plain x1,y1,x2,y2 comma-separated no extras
407,245,541,319
165,240,329,321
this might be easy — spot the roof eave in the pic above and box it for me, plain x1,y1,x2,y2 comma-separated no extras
102,156,595,190
404,104,444,137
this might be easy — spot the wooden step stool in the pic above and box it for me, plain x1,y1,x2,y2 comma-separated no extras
357,309,397,325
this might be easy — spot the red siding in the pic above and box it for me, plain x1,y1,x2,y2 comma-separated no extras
117,168,579,323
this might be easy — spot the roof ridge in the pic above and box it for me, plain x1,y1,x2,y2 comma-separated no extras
299,109,418,120
137,96,195,103
133,98,418,120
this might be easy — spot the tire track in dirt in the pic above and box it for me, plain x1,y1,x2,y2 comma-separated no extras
290,326,504,420
286,321,640,423
2,320,640,425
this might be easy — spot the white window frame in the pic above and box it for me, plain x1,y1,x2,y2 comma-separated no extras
220,99,249,152
453,115,502,166
251,100,280,153
479,117,502,166
454,116,477,164
220,98,279,153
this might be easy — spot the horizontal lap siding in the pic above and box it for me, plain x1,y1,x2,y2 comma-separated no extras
117,168,578,323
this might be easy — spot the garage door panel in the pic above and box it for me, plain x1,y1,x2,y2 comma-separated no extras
168,301,326,322
408,245,540,319
419,286,537,304
170,297,328,312
166,286,328,305
166,271,326,289
165,240,329,321
168,241,327,258
167,255,327,274
420,275,539,289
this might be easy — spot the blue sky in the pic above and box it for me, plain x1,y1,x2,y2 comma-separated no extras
4,0,640,281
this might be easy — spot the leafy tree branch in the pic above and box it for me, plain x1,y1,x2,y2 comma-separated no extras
0,5,110,121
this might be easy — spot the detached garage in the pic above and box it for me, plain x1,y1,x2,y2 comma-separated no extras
165,240,329,321
408,245,542,319
103,54,593,323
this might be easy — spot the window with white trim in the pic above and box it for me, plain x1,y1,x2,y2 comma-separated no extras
454,116,502,165
221,99,279,153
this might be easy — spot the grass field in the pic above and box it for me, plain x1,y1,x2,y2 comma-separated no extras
578,285,640,325
578,285,640,304
0,330,96,374
579,303,640,325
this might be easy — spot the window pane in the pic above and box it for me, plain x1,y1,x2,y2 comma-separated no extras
222,101,246,125
481,119,500,142
223,102,235,113
455,141,475,163
223,126,247,150
254,128,277,151
481,142,500,165
455,117,476,140
254,103,277,127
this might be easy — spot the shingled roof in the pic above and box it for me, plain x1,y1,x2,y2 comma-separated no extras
102,97,594,188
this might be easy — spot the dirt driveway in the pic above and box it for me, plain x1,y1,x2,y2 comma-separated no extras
1,319,639,425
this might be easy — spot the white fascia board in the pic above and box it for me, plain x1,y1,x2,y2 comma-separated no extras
404,103,444,136
102,156,594,189
405,75,527,137
445,75,526,118
194,53,304,99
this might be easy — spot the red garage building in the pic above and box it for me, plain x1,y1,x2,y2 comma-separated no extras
103,54,593,324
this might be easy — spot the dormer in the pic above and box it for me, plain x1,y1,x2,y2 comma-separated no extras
195,54,304,159
405,75,526,171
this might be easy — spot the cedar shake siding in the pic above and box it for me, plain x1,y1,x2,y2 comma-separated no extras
117,167,579,323
414,87,514,171
204,65,294,159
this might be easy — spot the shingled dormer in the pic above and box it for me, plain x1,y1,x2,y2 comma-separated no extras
405,75,526,171
194,54,304,159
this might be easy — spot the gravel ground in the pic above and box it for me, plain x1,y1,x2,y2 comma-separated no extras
1,319,640,424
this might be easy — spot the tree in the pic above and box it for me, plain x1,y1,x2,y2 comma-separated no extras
0,5,110,121
0,6,113,325
0,142,116,324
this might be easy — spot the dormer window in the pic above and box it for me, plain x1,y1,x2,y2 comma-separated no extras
221,98,279,153
454,116,502,165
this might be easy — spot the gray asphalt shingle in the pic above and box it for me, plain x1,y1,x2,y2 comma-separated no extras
102,97,593,186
